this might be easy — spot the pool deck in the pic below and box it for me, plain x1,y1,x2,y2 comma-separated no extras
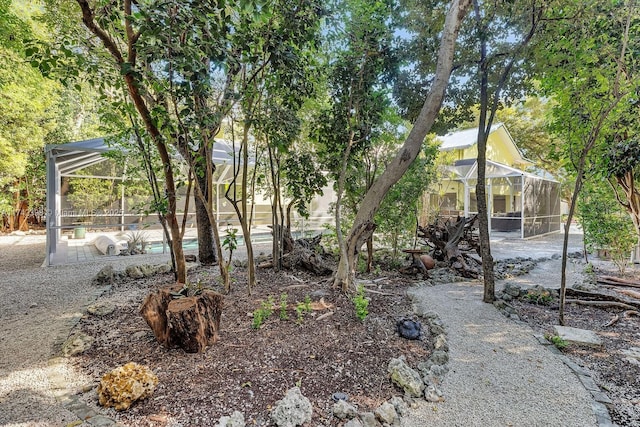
49,226,276,265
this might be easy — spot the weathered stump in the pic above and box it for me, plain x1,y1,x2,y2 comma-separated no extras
140,286,224,353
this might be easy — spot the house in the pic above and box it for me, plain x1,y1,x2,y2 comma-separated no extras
428,123,561,238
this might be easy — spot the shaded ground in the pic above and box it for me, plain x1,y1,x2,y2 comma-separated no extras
510,262,640,427
71,266,431,426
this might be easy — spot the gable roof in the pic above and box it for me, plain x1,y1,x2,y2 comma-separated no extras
436,123,531,166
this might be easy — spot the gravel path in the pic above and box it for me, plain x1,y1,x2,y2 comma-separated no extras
0,234,174,426
403,280,597,427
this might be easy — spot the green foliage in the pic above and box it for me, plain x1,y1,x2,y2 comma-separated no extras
578,181,636,273
222,226,239,254
375,138,438,261
279,293,289,320
295,295,313,325
353,285,369,321
522,289,553,306
252,296,276,329
545,333,568,350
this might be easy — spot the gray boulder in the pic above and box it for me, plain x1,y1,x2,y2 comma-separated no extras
388,396,408,417
360,412,381,427
270,387,313,427
92,265,115,286
388,357,425,397
374,402,398,425
216,411,245,427
125,265,144,279
333,399,358,419
429,350,449,366
345,419,364,427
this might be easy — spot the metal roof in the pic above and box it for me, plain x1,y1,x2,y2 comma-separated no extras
438,124,502,151
45,137,245,176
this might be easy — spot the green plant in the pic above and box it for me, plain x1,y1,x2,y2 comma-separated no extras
522,289,553,306
545,333,569,350
222,225,238,271
353,285,369,321
252,296,275,329
279,293,289,320
295,296,313,325
578,182,637,273
125,230,148,255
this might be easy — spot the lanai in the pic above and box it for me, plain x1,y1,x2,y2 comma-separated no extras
44,137,241,265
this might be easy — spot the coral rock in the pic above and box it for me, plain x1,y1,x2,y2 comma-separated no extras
97,362,158,411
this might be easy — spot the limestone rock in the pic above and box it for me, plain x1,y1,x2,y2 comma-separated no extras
387,357,425,397
428,350,449,366
270,387,313,427
434,334,448,351
62,332,94,357
97,362,157,411
388,396,408,417
424,384,444,402
87,302,115,316
125,265,144,279
503,282,522,297
333,399,358,419
344,419,364,427
553,325,603,347
374,401,398,425
360,412,381,427
92,265,115,286
216,411,245,427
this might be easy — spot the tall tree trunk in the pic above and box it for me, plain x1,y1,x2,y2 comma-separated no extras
474,0,495,303
77,0,187,283
332,0,472,290
194,177,217,265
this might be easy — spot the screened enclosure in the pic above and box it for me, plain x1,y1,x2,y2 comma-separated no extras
428,159,561,238
44,137,333,265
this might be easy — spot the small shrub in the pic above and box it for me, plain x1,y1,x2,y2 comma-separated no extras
522,289,553,305
353,285,369,321
295,296,313,325
252,296,275,329
279,294,289,320
545,333,568,350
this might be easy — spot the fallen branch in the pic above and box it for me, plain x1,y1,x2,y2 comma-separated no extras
316,311,334,321
597,275,640,289
615,289,640,300
566,299,638,311
603,314,620,327
603,309,640,327
363,288,393,296
566,288,640,310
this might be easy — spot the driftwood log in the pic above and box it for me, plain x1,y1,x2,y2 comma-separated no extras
598,275,640,289
565,288,640,311
418,215,481,278
140,285,224,353
262,228,333,275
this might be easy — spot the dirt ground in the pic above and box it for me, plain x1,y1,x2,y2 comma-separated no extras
68,252,640,426
71,265,432,426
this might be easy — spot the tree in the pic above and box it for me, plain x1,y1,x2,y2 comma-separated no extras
538,0,639,324
376,140,438,264
314,0,398,289
0,0,102,231
603,128,640,249
332,0,472,290
577,179,636,273
395,0,547,301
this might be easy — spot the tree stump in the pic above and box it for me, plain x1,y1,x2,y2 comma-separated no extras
140,286,224,353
